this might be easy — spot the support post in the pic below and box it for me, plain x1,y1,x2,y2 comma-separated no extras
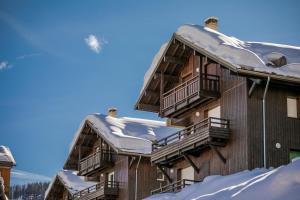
209,145,226,164
159,71,164,116
157,164,172,183
182,153,200,173
263,76,270,168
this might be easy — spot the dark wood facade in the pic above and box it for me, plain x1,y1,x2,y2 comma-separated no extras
136,35,300,196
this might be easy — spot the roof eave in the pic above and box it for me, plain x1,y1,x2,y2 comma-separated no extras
135,32,300,101
135,35,175,112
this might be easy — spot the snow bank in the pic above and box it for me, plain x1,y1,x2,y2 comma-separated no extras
0,145,16,165
145,158,300,200
70,114,182,155
45,170,97,198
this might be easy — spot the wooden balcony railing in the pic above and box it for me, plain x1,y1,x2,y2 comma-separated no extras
151,117,230,164
152,117,229,151
79,150,113,176
73,181,119,200
162,74,220,117
151,179,200,195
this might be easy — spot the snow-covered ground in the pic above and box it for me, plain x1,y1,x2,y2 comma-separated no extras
145,158,300,200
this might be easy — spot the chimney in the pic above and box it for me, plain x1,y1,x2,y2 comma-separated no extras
108,108,117,117
204,16,218,31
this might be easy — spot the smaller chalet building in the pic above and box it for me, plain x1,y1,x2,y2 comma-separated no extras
0,145,16,198
46,109,181,200
45,170,97,200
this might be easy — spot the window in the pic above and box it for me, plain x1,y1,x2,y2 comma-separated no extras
181,166,195,180
108,171,114,181
289,150,300,161
207,106,221,127
156,167,165,181
107,171,115,187
287,97,298,118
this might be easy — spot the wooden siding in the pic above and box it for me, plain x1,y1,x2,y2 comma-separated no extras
128,157,160,200
247,82,300,169
0,167,11,196
153,67,250,186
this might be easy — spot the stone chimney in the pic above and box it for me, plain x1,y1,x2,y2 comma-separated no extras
108,108,117,117
204,17,218,31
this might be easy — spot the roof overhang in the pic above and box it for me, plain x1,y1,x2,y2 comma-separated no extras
45,175,71,200
135,33,300,113
63,120,149,170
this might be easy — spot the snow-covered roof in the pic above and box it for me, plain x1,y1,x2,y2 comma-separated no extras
45,170,97,199
146,158,300,200
0,145,16,166
141,24,300,94
69,113,182,155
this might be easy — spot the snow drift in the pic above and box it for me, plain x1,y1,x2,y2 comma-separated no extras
145,158,300,200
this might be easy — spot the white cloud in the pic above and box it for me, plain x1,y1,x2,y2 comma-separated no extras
85,34,107,54
0,61,11,71
11,169,51,185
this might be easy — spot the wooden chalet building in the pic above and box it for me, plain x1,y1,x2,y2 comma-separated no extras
46,109,181,200
45,170,97,200
135,17,300,195
0,145,16,198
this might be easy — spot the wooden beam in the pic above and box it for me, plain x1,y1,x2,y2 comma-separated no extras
137,103,160,112
157,164,172,183
182,153,200,173
159,72,164,116
164,56,186,65
145,89,159,97
209,145,226,164
75,145,93,151
155,72,179,83
129,156,136,169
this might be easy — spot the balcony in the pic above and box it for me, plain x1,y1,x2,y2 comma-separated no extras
78,150,113,176
151,179,200,195
162,74,220,117
73,181,119,200
151,117,230,165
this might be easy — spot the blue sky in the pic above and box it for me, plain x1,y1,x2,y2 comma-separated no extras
1,0,300,178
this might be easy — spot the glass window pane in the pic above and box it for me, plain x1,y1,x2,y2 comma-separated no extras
287,98,297,118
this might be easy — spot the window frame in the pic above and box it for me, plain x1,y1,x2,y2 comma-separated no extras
287,97,298,119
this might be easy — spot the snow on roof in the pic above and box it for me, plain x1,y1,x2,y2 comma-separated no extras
176,25,300,77
0,145,16,166
45,170,97,199
70,113,182,155
145,158,300,200
141,42,169,93
141,24,300,94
